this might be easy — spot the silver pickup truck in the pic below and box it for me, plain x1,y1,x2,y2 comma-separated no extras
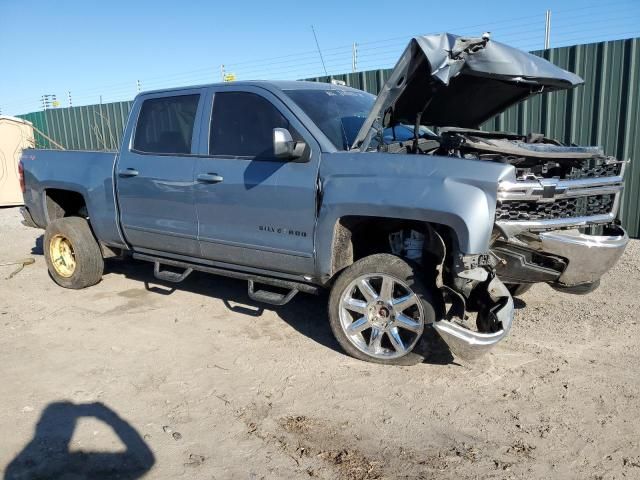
20,33,628,364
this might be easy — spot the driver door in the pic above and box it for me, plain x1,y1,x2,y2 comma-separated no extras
193,87,320,274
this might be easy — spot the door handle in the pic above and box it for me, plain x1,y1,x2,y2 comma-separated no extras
197,173,224,184
118,168,139,178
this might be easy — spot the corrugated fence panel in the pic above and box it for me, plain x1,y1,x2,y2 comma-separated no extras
15,38,640,236
619,39,640,238
18,101,133,151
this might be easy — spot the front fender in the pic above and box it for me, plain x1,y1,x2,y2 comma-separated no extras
315,152,515,281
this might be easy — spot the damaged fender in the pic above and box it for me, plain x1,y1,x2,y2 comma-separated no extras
314,151,516,282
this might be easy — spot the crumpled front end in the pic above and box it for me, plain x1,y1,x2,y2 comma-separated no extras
493,155,629,293
434,268,514,360
428,144,629,359
427,235,516,360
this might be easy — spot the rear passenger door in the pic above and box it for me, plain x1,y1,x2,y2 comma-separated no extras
193,87,320,275
116,90,205,257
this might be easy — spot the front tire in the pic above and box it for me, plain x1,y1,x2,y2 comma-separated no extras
44,217,104,289
328,254,437,365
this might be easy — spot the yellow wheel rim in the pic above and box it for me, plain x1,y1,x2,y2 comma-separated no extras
49,234,77,278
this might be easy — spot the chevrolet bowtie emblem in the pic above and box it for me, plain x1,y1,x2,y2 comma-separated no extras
534,180,566,201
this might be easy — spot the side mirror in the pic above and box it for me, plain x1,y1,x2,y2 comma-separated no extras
273,128,306,161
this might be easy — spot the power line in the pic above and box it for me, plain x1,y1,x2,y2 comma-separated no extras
4,3,639,115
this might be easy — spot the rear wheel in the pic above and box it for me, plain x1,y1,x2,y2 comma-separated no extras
44,217,104,289
328,254,437,365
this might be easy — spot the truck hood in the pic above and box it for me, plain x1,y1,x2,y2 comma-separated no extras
351,32,584,151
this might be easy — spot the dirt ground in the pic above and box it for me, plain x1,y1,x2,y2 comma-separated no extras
1,206,640,480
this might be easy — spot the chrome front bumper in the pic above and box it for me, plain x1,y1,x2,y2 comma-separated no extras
539,225,628,286
431,222,627,360
434,276,514,360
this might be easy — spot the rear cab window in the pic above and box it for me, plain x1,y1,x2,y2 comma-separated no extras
133,94,200,155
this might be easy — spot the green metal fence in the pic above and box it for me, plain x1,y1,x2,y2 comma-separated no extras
17,37,640,237
20,101,132,151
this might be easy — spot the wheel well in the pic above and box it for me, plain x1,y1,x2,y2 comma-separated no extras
45,189,88,222
330,216,455,277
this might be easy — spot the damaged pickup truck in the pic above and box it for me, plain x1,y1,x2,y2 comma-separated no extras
20,33,628,364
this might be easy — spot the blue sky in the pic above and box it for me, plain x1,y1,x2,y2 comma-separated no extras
1,0,639,115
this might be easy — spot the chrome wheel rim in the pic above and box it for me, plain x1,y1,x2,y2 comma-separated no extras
339,273,425,359
49,234,76,278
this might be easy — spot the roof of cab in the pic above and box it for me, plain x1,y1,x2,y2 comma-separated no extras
138,80,363,97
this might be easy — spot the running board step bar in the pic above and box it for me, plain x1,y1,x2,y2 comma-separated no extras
154,261,193,283
132,253,319,305
247,280,298,306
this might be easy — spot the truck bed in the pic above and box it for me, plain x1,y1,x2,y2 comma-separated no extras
21,149,125,249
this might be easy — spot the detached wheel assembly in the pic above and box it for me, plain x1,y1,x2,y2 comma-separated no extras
328,254,437,365
44,217,104,289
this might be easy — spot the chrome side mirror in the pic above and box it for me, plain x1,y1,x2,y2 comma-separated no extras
273,128,306,161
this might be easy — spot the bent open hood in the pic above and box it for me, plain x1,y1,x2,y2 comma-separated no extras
351,33,583,151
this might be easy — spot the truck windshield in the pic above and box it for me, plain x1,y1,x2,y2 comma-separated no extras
284,88,375,150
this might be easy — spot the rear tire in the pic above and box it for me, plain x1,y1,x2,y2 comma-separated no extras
328,254,437,365
44,217,104,289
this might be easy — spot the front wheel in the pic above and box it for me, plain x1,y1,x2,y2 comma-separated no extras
44,217,104,289
328,254,438,365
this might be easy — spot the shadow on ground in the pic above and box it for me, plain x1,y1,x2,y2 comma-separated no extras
31,235,43,255
104,257,454,366
4,401,154,480
29,233,453,365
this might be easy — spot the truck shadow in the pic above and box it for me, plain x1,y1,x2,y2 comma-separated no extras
4,401,154,480
104,258,454,365
32,234,44,255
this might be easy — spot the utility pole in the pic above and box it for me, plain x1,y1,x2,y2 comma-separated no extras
136,80,141,93
544,9,552,49
352,42,358,73
41,94,57,110
67,91,72,108
220,64,225,82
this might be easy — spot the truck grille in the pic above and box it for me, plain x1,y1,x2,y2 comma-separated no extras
496,194,615,222
567,159,623,180
514,158,624,181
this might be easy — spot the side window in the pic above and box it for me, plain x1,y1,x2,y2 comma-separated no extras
209,92,290,159
133,94,200,154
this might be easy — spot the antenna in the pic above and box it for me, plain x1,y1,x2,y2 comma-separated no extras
311,26,350,149
311,25,328,77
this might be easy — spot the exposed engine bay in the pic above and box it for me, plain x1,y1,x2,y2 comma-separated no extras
382,127,624,182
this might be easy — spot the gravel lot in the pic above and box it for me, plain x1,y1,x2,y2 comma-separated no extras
1,205,640,479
